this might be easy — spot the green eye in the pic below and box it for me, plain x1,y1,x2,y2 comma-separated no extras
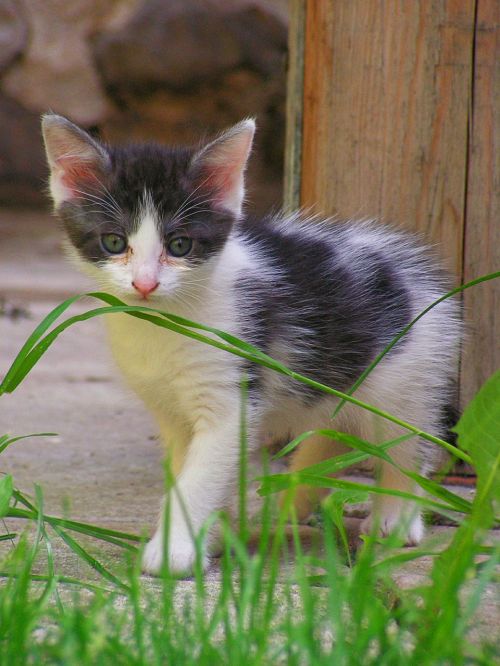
168,236,193,257
101,233,127,254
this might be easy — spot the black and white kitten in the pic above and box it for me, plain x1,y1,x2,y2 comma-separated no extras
42,114,461,575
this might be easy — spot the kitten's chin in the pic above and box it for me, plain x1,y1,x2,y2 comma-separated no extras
118,290,164,305
115,287,180,306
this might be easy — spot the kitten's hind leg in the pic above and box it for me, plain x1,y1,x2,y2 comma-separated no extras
285,433,348,522
360,426,425,546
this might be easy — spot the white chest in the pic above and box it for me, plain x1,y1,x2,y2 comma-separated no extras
104,306,241,418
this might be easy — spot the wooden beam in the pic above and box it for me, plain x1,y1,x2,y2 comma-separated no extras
285,0,497,404
460,0,500,406
283,0,306,213
300,0,476,277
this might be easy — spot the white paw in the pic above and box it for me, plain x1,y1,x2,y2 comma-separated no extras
142,532,207,577
360,511,424,546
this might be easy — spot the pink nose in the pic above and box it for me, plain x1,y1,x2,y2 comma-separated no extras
132,279,159,298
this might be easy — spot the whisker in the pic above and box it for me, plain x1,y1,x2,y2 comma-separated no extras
68,211,125,236
73,202,121,223
96,179,123,217
172,209,218,225
86,177,123,216
172,195,215,221
172,182,209,220
71,188,123,219
170,174,214,220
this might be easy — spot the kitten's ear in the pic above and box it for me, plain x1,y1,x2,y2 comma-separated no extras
190,119,255,218
41,114,110,208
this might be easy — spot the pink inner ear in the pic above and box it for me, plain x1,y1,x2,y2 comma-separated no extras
200,166,237,205
56,156,101,193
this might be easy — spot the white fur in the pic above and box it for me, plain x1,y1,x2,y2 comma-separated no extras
98,217,459,574
106,234,257,574
62,209,460,574
43,116,460,575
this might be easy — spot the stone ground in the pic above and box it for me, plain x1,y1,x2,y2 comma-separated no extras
1,209,498,642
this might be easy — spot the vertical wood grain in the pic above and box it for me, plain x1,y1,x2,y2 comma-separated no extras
286,0,498,403
284,0,306,213
460,0,500,406
300,0,476,276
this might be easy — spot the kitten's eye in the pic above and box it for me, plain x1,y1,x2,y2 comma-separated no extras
168,236,192,257
101,233,127,254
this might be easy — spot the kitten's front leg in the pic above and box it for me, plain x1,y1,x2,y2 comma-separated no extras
142,418,240,576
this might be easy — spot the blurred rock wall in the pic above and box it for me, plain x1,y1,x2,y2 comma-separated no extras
0,0,288,213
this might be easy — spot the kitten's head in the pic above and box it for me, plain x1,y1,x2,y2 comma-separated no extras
41,114,255,301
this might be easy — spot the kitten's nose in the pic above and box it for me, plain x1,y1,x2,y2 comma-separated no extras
132,279,159,298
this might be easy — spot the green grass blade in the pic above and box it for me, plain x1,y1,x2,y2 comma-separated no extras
278,433,414,475
454,370,500,523
0,476,13,518
371,549,440,571
1,290,473,463
266,429,474,515
11,488,36,510
0,570,112,594
458,543,500,632
49,522,130,592
323,490,368,564
332,271,500,418
8,506,140,551
400,470,474,515
88,291,289,366
259,473,461,515
0,294,82,394
0,433,58,456
10,488,141,547
32,485,60,610
1,303,274,394
272,430,317,459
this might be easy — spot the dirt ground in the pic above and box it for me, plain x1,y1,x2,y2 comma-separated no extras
1,209,498,639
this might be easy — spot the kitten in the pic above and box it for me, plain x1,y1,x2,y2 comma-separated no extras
41,114,461,575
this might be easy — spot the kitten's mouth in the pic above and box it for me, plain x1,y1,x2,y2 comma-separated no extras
132,292,159,302
120,288,162,305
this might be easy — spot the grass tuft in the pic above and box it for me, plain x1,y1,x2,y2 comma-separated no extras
0,282,499,662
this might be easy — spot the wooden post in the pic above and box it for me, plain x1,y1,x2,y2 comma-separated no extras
461,0,500,406
284,0,306,214
285,0,499,407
